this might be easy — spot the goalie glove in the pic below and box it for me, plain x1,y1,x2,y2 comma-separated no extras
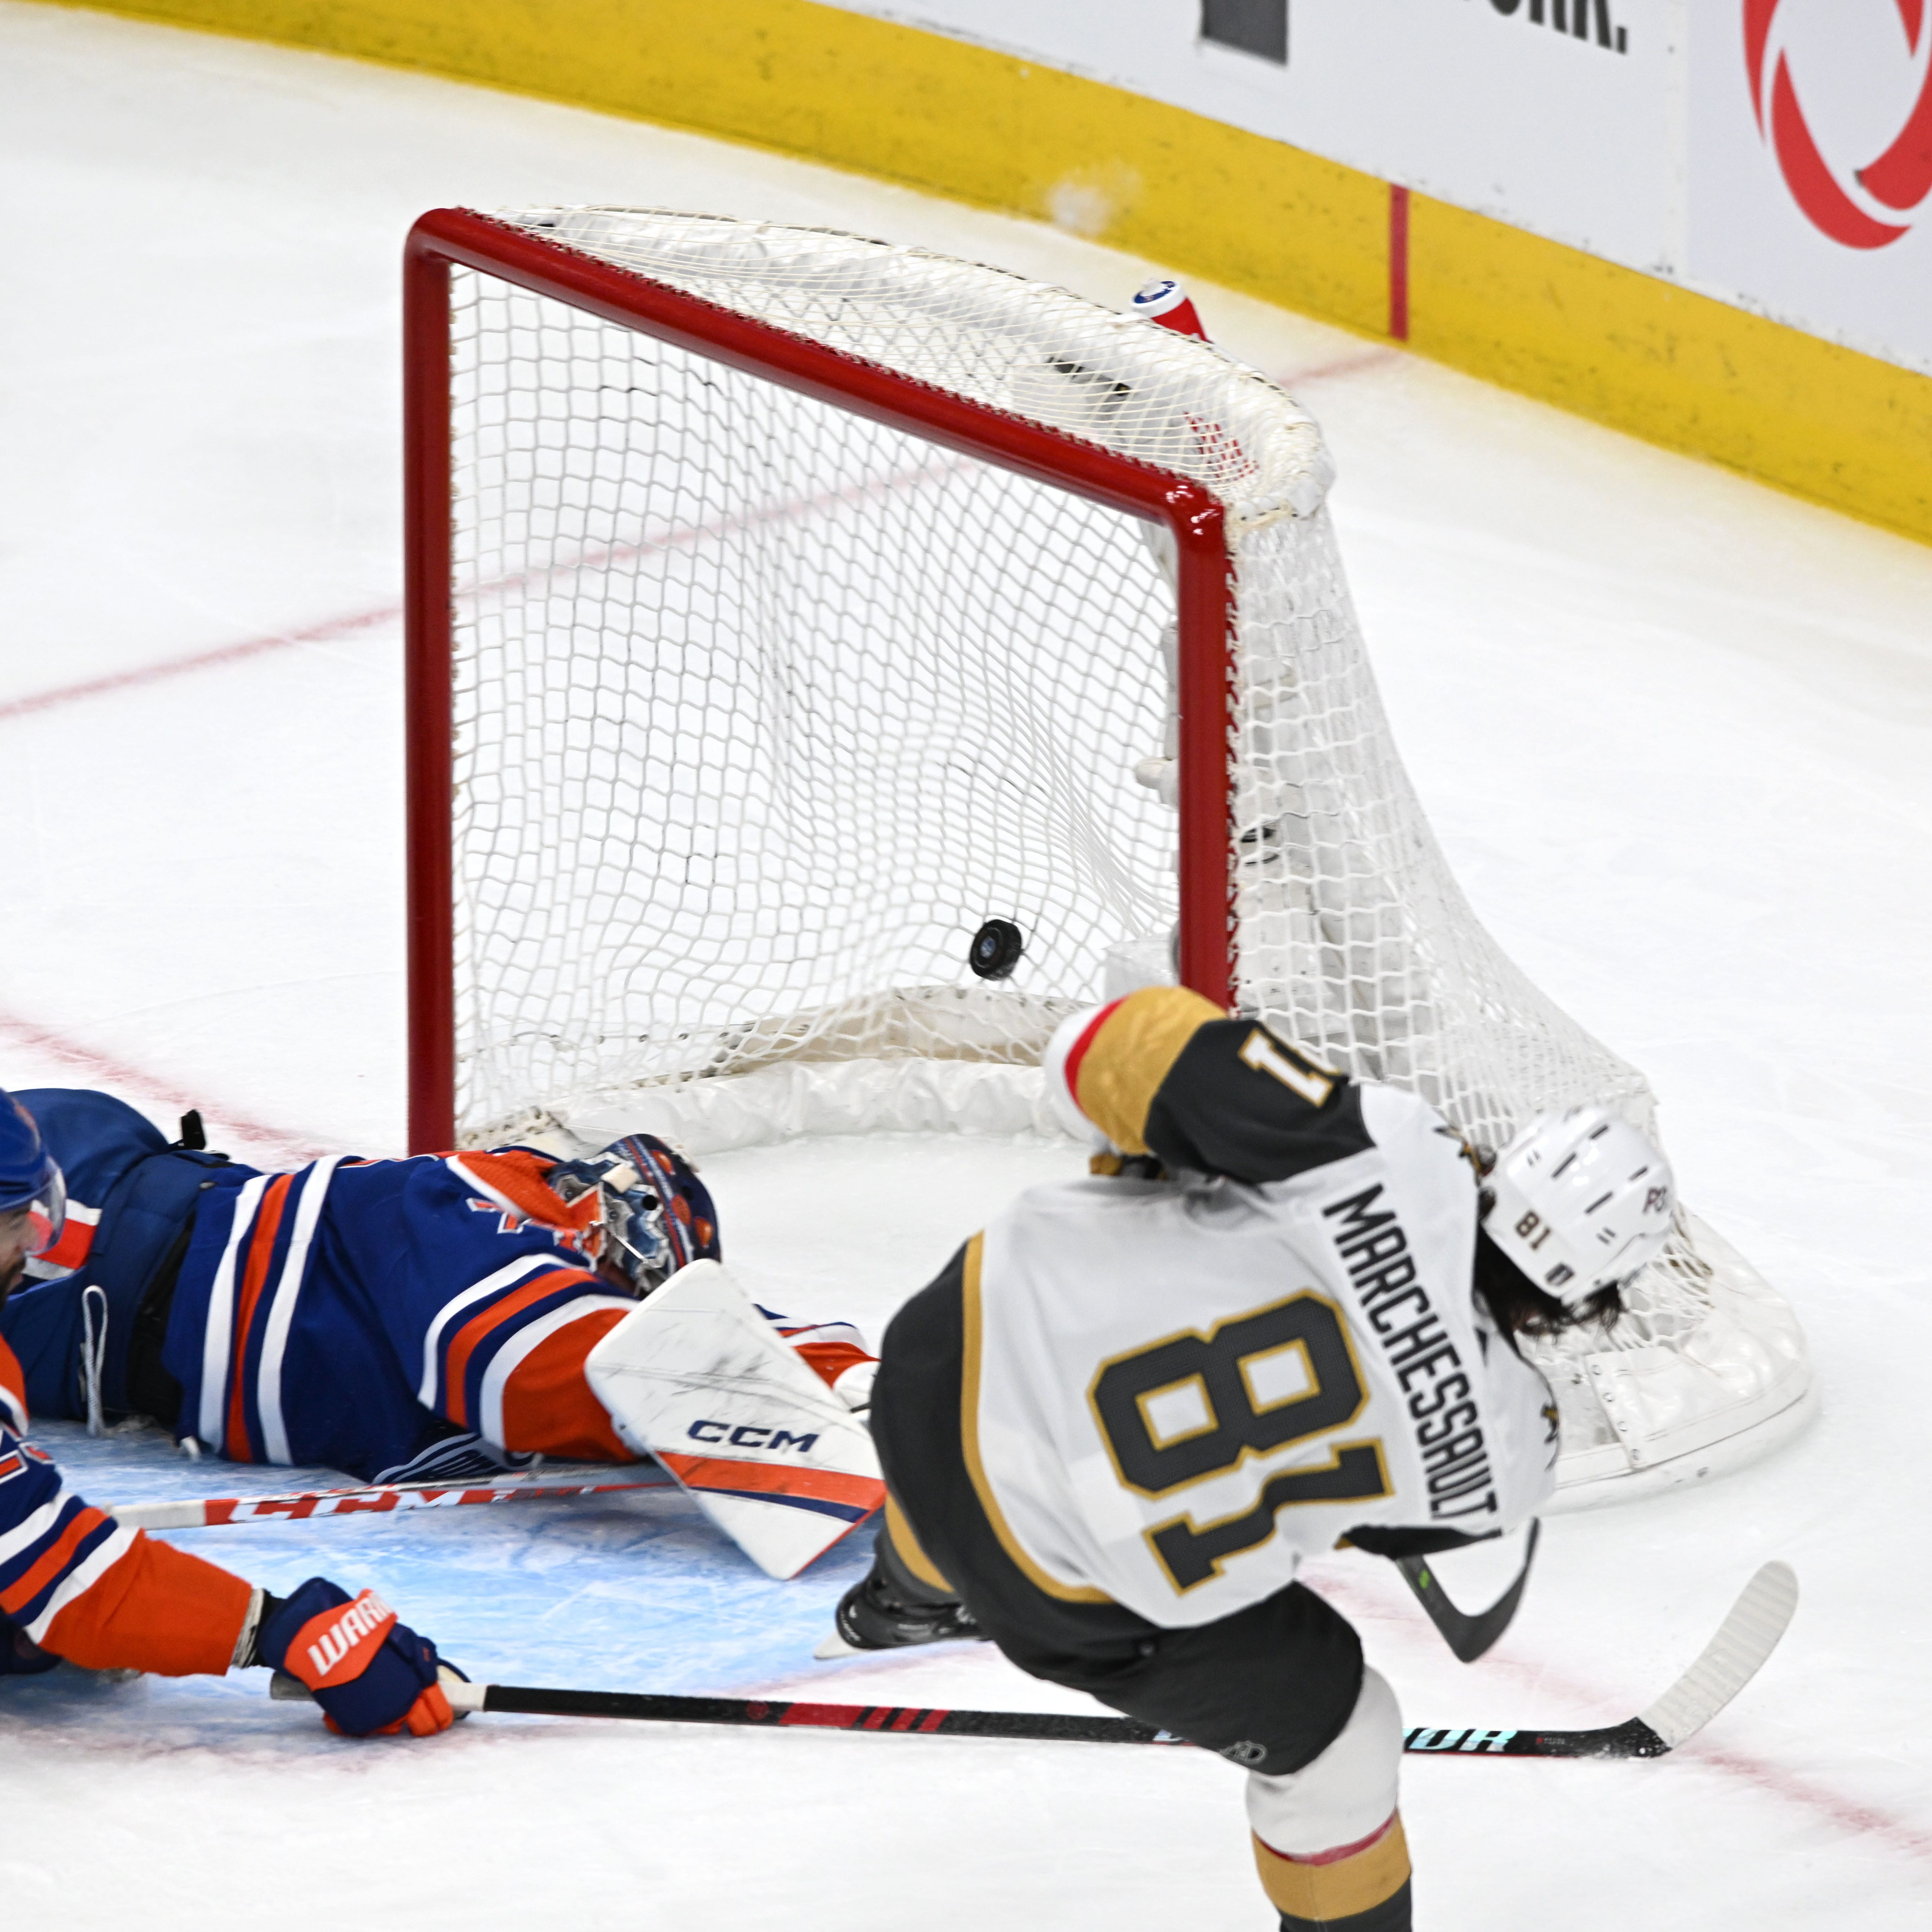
253,1578,466,1737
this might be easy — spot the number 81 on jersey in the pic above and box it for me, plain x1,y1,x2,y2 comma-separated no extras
1087,1292,1390,1594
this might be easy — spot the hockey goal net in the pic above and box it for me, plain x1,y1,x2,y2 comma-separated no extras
404,207,1811,1504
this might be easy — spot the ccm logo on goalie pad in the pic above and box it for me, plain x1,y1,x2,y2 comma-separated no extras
687,1420,818,1452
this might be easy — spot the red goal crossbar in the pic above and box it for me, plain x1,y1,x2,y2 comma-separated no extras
402,209,1238,1153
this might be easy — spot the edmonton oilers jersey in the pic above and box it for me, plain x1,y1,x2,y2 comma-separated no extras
162,1147,635,1482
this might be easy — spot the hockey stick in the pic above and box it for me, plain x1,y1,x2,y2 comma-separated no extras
1396,1520,1540,1664
269,1561,1796,1759
1434,1557,1798,1760
114,1468,671,1531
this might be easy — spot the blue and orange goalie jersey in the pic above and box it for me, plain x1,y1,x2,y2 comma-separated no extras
162,1145,643,1481
2,1089,876,1489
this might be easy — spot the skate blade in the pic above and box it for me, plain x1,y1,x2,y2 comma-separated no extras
813,1628,861,1660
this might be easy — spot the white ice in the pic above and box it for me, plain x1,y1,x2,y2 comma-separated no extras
2,5,1930,1927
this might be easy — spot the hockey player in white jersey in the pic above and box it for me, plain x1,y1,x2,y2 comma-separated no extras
833,986,1674,1931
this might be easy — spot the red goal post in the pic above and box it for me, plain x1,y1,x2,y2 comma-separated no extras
403,208,1238,1156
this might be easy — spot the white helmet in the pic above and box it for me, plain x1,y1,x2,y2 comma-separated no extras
1484,1106,1674,1306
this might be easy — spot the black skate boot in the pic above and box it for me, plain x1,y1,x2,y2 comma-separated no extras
831,1565,984,1652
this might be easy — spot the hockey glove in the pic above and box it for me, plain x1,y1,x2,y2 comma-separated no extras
256,1578,464,1737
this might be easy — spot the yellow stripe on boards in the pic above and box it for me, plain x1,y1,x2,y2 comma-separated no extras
55,0,1932,547
1409,194,1932,553
58,0,1390,335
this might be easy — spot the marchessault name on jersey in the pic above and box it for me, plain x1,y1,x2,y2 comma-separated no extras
1324,1182,1500,1524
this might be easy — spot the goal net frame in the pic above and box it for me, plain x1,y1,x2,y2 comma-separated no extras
403,207,1237,1154
401,206,1813,1508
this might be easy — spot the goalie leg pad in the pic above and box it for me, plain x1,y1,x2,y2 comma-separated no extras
584,1262,884,1580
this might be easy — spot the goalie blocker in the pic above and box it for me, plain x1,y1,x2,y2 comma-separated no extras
851,987,1680,1932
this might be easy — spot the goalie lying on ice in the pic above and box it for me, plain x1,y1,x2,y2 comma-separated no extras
829,987,1675,1932
0,1086,881,1696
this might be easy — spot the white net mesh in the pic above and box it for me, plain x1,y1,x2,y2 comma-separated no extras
436,209,1810,1496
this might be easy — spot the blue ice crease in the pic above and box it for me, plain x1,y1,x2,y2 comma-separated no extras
4,1417,878,1740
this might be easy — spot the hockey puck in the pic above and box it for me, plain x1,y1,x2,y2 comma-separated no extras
968,919,1025,981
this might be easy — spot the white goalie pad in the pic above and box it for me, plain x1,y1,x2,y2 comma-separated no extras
584,1262,885,1579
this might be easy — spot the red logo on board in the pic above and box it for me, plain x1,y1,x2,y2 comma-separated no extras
1746,0,1932,247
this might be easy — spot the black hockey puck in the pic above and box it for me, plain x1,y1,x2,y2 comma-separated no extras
968,919,1025,981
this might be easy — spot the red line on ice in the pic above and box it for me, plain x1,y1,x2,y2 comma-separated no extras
0,456,950,727
1680,1742,1932,1867
1277,348,1404,390
0,1008,329,1168
0,604,402,723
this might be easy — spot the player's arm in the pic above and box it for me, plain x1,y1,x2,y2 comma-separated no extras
1046,987,1374,1183
0,1433,462,1732
1,1334,460,1733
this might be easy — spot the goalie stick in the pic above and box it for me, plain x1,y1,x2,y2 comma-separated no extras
112,1468,671,1531
270,1560,1796,1759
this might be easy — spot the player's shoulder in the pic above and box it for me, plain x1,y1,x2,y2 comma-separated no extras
1354,1080,1469,1160
12,1087,168,1203
1001,1170,1177,1229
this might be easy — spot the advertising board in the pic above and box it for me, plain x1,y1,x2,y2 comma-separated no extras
1690,0,1932,373
823,1,1932,375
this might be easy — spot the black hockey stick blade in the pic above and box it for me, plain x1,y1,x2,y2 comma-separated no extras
267,1561,1795,1758
1403,1560,1799,1760
1397,1520,1540,1663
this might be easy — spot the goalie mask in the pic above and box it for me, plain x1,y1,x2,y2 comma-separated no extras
548,1133,720,1296
1484,1105,1674,1307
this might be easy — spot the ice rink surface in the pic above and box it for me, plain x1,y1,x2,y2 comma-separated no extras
3,4,1931,1926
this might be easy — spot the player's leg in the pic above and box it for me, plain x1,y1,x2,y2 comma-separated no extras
827,1496,982,1649
845,1503,1407,1925
867,1245,1409,1929
1015,1580,1408,1931
1244,1666,1409,1932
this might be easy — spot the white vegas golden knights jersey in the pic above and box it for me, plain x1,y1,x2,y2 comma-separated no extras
963,1083,1559,1628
